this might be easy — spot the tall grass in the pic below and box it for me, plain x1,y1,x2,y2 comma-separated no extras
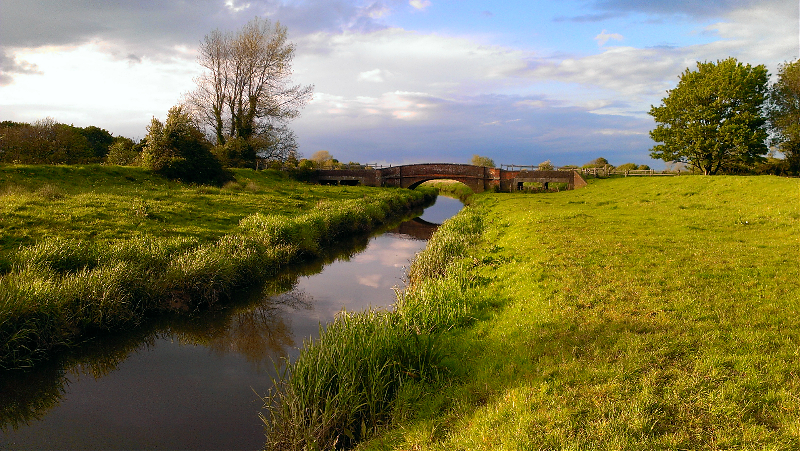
262,207,488,450
0,189,435,369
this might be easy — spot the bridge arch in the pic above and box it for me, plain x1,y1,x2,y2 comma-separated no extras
406,177,478,191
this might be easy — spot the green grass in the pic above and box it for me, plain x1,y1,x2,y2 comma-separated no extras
419,180,475,203
0,164,435,369
350,175,800,450
262,208,487,450
0,165,395,255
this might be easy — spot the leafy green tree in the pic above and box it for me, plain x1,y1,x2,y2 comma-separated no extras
582,157,609,168
470,155,495,167
78,125,114,161
212,136,258,169
0,118,93,164
616,163,638,171
106,137,142,166
141,106,229,184
649,58,769,175
767,59,800,175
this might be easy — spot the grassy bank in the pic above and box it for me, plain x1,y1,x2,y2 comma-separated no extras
262,205,488,450
266,175,799,450
419,180,475,203
358,175,800,450
0,164,435,369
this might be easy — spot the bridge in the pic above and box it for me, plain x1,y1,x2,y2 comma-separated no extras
312,163,587,193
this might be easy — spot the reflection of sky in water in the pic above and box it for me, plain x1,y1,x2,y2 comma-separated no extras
281,234,428,354
419,196,463,224
0,197,463,450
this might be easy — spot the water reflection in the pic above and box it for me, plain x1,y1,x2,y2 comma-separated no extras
0,196,463,449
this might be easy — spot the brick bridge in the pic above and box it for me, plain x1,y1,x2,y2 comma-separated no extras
312,163,587,192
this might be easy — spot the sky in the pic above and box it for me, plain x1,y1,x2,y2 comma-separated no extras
0,0,797,167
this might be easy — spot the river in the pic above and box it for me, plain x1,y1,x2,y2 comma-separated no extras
0,195,464,450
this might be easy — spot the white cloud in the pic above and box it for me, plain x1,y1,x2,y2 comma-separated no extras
357,274,383,288
224,0,251,13
594,30,623,46
357,68,390,82
0,42,199,136
295,29,531,99
410,0,431,11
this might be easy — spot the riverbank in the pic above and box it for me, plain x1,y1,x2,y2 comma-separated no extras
366,175,800,449
267,175,799,449
0,165,436,369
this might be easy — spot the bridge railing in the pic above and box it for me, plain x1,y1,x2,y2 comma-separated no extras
500,164,581,171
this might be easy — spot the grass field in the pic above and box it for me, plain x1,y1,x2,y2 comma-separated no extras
0,165,400,255
0,164,434,369
342,175,800,450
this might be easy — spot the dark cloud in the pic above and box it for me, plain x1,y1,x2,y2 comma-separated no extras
0,51,41,86
0,0,393,57
294,94,654,167
559,0,777,21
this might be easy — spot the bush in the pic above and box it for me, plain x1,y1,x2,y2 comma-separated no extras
141,106,231,185
106,137,142,166
211,136,258,169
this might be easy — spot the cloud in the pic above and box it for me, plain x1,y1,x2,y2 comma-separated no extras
0,51,41,86
357,274,383,288
588,0,777,19
409,0,431,11
294,28,532,100
0,1,396,61
553,12,622,22
293,92,655,167
594,30,623,46
357,68,391,82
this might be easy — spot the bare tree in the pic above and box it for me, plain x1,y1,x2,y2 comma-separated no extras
186,18,313,163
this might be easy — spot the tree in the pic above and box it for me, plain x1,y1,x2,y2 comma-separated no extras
310,150,333,168
78,125,114,161
582,157,609,168
649,58,769,175
106,136,142,166
767,59,800,175
538,159,554,171
470,154,495,167
616,162,638,171
186,17,313,167
141,106,229,184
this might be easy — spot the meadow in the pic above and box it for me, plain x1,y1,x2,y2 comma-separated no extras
0,165,435,369
264,175,800,450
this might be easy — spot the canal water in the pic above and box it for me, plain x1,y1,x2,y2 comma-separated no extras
0,196,464,450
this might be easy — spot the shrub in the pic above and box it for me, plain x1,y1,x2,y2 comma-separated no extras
141,106,231,185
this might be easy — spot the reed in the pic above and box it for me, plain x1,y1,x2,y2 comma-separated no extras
262,205,487,450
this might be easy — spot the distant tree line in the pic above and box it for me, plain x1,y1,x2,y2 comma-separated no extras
0,118,117,164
